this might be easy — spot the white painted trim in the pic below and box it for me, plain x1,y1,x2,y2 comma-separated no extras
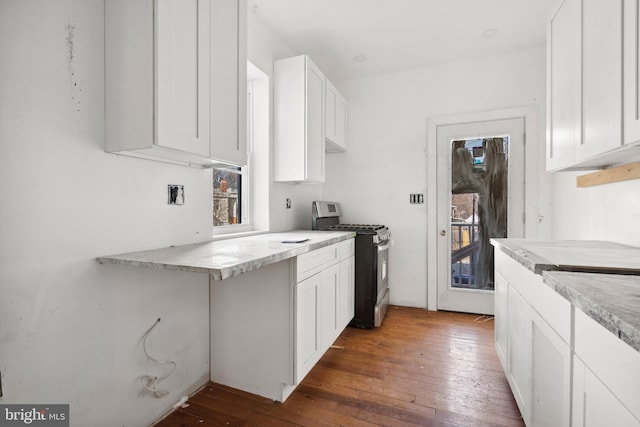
426,106,538,311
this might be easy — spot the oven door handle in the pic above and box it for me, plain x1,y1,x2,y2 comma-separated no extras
377,242,391,252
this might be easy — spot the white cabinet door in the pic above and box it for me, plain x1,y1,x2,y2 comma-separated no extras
505,284,571,427
106,0,247,167
574,308,640,423
155,0,211,157
337,255,355,332
295,263,340,384
211,0,247,165
294,240,354,385
274,55,325,183
325,79,348,152
494,271,508,368
530,309,571,427
573,357,640,427
506,285,532,422
547,0,581,171
624,0,640,145
295,272,320,383
578,0,623,161
318,263,339,349
306,60,325,182
325,81,337,146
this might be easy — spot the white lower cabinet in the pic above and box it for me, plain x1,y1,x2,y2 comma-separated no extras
495,249,640,427
493,271,508,369
295,271,321,383
572,357,640,427
529,308,571,427
295,263,339,383
337,254,355,331
573,308,640,426
495,251,572,427
295,240,354,383
210,238,354,402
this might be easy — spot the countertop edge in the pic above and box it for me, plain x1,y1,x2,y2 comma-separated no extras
96,231,356,280
493,239,640,354
543,271,640,353
490,238,558,274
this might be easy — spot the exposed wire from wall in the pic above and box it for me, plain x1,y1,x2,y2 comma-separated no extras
141,318,176,398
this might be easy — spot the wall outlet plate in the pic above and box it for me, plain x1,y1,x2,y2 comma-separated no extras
168,185,184,205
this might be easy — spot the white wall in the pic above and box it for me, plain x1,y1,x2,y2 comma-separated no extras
0,5,329,426
550,172,640,246
0,1,211,426
247,11,324,232
323,47,550,308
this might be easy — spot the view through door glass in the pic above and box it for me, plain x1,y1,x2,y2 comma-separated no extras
450,137,509,291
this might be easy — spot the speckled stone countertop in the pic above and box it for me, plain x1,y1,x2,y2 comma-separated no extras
97,230,355,280
491,238,640,353
543,271,640,352
490,238,640,274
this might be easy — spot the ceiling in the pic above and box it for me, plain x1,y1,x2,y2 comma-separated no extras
249,0,560,81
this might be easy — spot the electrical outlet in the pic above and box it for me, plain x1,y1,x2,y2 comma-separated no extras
168,185,184,205
285,198,292,209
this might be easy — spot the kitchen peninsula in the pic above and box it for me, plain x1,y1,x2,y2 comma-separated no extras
98,230,356,402
492,239,640,427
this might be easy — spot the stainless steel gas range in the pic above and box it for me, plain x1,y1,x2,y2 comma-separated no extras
312,201,390,328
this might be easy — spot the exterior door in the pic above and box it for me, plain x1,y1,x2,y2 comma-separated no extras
436,118,524,314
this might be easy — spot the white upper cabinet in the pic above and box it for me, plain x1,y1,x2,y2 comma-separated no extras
274,55,326,183
325,79,348,152
155,0,211,158
624,0,640,145
547,0,640,171
211,0,247,166
578,0,623,161
105,0,247,168
547,0,580,171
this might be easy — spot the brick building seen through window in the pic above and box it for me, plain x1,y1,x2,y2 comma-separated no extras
213,166,242,226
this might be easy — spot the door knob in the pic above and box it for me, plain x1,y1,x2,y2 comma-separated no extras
440,230,447,236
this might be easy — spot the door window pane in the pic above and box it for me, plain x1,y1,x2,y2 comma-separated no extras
450,137,509,290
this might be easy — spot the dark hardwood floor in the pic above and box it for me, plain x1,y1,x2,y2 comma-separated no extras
154,306,524,427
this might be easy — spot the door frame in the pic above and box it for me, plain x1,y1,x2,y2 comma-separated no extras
426,106,539,311
436,118,524,314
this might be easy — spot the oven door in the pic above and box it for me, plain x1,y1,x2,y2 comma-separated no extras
374,241,390,327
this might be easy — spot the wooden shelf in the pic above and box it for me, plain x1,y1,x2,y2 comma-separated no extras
576,161,640,187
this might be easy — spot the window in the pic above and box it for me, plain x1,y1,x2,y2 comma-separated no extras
212,61,269,235
213,166,245,226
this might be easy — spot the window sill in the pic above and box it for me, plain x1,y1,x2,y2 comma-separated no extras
211,227,269,241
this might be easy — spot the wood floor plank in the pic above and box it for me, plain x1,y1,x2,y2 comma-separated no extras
153,306,524,427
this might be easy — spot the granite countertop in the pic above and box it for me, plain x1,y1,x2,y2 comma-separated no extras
492,238,640,353
97,230,355,280
544,271,640,352
491,238,640,274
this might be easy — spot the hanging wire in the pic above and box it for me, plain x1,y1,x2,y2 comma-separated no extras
141,318,176,398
